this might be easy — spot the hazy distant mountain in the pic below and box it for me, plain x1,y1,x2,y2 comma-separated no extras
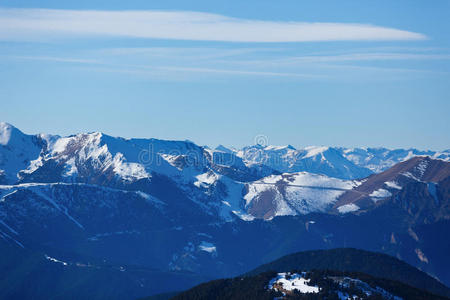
236,145,373,179
233,144,449,179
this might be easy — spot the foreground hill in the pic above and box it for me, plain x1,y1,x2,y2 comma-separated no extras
169,248,450,300
246,248,450,297
171,270,447,300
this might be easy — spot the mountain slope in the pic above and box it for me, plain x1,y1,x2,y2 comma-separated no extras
334,156,450,217
241,156,450,221
243,172,359,219
0,239,209,300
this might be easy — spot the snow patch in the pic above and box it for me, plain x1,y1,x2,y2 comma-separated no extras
269,272,319,294
112,153,150,181
63,157,78,177
194,171,219,188
135,191,165,205
304,146,329,159
21,156,44,175
415,159,429,177
51,137,71,154
45,254,68,266
415,248,429,263
219,176,254,221
369,188,392,202
337,203,360,214
198,241,216,253
0,122,14,145
384,181,402,190
231,210,255,221
401,172,421,182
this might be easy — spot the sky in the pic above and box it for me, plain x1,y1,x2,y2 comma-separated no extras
0,0,449,150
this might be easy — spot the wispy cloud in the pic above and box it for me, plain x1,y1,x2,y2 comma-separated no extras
233,52,450,67
286,53,450,63
7,46,449,82
72,65,324,82
98,47,283,62
9,54,322,79
155,66,322,78
10,55,101,64
0,8,426,42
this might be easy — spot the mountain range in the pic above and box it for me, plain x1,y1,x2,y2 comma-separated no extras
0,122,449,299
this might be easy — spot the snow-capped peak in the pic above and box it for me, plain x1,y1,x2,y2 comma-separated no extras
0,122,43,183
0,122,25,146
264,144,296,151
215,144,235,153
303,146,330,159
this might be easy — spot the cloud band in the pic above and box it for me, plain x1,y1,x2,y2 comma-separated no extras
0,8,426,42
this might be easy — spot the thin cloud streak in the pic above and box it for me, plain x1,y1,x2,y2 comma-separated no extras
156,66,323,78
74,65,325,82
0,8,426,42
7,55,322,79
223,52,450,68
10,55,101,64
99,47,284,60
5,50,446,82
287,53,450,63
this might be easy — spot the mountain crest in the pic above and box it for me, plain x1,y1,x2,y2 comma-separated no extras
0,122,26,146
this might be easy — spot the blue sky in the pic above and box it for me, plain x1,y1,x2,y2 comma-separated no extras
0,0,449,150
